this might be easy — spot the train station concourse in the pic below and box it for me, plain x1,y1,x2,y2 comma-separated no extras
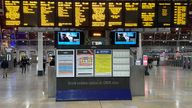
0,0,192,108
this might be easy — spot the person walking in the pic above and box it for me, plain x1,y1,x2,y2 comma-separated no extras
43,58,46,75
49,56,55,66
20,57,27,74
1,59,9,78
14,57,17,67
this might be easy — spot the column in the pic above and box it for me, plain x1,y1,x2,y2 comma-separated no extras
37,32,43,76
137,33,142,60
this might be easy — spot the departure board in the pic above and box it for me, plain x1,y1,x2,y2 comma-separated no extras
58,1,73,26
92,2,106,27
75,2,89,27
5,0,20,26
141,2,156,27
108,2,122,27
40,1,55,26
157,2,171,27
0,0,2,15
125,2,139,27
173,2,188,26
23,0,38,26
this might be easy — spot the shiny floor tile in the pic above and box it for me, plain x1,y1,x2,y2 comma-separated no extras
0,64,192,108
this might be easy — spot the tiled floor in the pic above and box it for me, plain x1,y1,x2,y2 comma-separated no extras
0,64,192,108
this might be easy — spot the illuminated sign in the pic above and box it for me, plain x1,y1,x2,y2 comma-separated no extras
0,0,3,15
5,0,20,26
125,2,139,27
58,1,72,26
40,1,55,26
92,2,106,27
141,2,156,27
157,2,171,27
75,2,89,27
3,1,189,28
23,0,38,26
174,2,187,26
108,2,122,27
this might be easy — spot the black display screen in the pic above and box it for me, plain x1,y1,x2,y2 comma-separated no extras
108,2,122,27
173,2,188,26
5,0,21,26
125,2,139,27
75,2,90,27
141,2,156,27
57,1,73,27
157,2,172,27
22,0,38,26
40,0,55,26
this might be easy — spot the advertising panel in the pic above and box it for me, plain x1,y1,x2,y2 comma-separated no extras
76,49,94,77
113,49,130,77
95,49,112,76
56,50,74,77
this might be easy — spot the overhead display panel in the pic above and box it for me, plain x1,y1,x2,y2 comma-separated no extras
125,2,139,27
22,0,38,26
75,2,89,27
173,2,188,26
141,2,156,27
5,0,20,26
0,0,3,15
40,0,55,26
92,2,106,27
157,2,172,27
108,2,122,27
57,1,73,27
3,1,189,28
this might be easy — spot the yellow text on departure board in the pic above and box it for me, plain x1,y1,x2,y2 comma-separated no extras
108,2,122,27
23,1,37,14
142,3,155,9
40,1,55,26
23,1,38,26
75,2,89,27
5,0,20,26
159,3,171,17
58,2,72,26
125,2,139,27
141,3,155,27
174,3,187,25
92,2,106,27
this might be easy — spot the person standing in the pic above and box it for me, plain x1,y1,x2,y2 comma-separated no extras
1,59,9,78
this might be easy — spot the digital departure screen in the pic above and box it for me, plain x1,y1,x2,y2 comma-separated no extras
23,0,38,26
157,2,171,27
141,2,156,27
58,1,72,27
75,2,89,27
3,1,190,28
174,2,188,26
5,0,20,26
108,2,122,27
40,0,55,26
0,0,3,15
92,2,106,27
125,2,139,27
